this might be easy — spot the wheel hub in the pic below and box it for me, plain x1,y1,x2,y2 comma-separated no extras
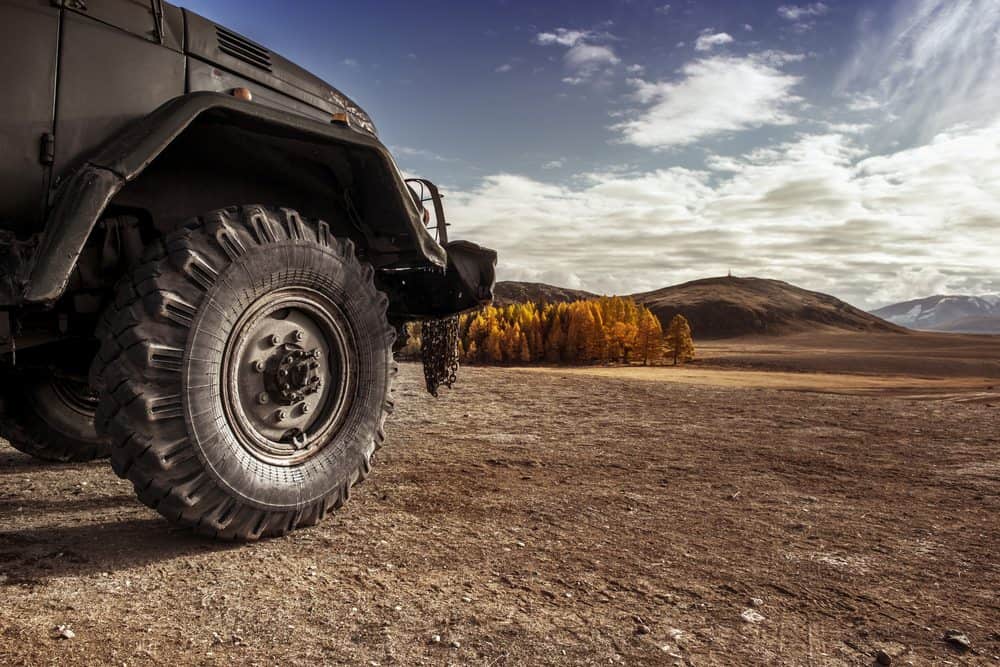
220,288,355,466
264,345,323,405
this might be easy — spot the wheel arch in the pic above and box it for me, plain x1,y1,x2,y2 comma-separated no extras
21,92,446,307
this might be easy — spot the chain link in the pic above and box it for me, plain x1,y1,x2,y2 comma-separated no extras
420,316,460,397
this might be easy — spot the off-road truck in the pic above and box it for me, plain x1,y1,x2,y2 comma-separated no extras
0,0,496,539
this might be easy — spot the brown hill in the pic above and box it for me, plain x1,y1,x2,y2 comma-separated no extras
631,277,903,339
493,281,597,306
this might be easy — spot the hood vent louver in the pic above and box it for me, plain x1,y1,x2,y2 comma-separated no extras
216,26,272,72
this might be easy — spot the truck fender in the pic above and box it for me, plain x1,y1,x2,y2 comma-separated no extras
22,91,446,306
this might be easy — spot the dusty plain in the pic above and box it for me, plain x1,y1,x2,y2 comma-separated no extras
1,332,998,665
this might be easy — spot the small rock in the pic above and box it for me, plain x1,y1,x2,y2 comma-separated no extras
750,597,764,607
667,628,684,641
635,624,651,635
52,625,75,640
449,640,461,649
943,630,971,652
740,609,765,623
875,649,892,665
429,634,441,644
461,596,472,603
515,541,526,548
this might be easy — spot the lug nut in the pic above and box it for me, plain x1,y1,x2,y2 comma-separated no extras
312,350,322,359
258,392,270,405
279,369,287,377
269,334,281,346
301,404,310,414
294,330,305,342
277,410,287,422
253,360,266,372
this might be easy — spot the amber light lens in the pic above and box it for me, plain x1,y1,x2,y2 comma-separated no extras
231,87,253,102
331,112,350,126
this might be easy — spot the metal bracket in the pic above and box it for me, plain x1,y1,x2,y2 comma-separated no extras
405,178,449,245
40,133,55,166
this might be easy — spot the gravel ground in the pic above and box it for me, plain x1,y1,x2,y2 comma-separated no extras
1,363,998,665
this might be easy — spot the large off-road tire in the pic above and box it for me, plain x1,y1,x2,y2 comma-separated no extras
93,205,396,540
0,375,107,462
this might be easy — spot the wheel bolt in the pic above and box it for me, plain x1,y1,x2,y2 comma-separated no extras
253,360,265,372
312,350,322,359
301,404,310,414
294,330,305,342
257,392,270,405
269,334,281,346
277,410,287,422
279,369,287,377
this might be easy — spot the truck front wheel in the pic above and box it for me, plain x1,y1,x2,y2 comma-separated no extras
93,206,396,540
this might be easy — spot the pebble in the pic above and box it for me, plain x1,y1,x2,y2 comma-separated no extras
429,634,441,644
943,630,971,651
52,625,75,640
875,649,892,665
750,597,764,607
740,609,765,623
449,640,461,649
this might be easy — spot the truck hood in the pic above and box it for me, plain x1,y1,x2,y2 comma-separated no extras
184,9,374,132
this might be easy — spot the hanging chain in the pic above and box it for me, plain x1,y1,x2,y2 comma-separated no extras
420,315,460,397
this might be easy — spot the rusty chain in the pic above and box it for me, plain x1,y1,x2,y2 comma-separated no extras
419,316,460,397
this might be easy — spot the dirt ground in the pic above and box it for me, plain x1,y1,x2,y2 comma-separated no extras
1,361,998,666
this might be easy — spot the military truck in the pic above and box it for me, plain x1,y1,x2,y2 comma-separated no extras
0,0,496,539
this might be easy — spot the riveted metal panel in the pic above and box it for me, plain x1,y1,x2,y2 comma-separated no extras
0,0,59,233
53,10,184,181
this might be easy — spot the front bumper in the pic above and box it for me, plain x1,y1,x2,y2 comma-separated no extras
382,240,497,320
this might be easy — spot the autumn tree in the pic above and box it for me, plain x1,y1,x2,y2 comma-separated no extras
664,314,695,366
455,296,667,367
636,309,664,365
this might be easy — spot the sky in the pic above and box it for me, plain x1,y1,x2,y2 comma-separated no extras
180,0,1000,309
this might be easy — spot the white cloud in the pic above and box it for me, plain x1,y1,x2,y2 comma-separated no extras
564,43,620,70
542,159,565,170
447,121,1000,307
496,63,513,73
695,32,734,52
655,4,671,15
838,0,1000,143
390,145,457,163
777,3,829,21
536,28,592,48
536,27,619,83
744,24,753,32
341,58,359,68
626,64,645,74
614,54,803,149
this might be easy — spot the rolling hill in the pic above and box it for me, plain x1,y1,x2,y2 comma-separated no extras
493,281,598,306
871,295,1000,334
493,276,902,339
631,277,902,339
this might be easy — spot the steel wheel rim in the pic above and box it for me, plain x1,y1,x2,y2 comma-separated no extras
47,379,99,419
221,287,356,466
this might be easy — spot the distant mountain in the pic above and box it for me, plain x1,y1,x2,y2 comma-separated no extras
631,277,902,339
494,277,902,339
871,295,1000,334
493,281,598,306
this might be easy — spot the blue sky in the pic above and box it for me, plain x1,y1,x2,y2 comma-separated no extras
182,0,1000,308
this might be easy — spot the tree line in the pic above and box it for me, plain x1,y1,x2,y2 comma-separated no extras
405,297,696,366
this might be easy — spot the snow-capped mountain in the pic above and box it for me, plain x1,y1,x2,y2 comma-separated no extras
871,295,1000,334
